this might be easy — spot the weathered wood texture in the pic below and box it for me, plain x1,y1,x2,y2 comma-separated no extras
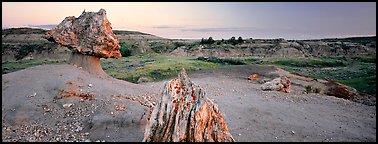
143,69,235,142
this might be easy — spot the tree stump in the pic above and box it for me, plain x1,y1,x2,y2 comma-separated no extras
143,69,235,142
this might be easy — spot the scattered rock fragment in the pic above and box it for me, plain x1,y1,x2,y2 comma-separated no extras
63,103,74,108
248,74,259,81
261,76,291,93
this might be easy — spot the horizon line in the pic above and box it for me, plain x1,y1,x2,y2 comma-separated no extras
2,26,376,41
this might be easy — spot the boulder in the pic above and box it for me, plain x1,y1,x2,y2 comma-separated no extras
44,9,120,77
44,9,121,59
143,69,235,142
325,81,376,106
261,76,291,93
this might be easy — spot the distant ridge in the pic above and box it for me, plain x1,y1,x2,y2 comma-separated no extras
2,27,48,35
2,27,156,37
303,36,376,42
113,30,153,36
2,27,375,41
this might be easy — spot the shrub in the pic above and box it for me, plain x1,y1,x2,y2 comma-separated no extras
16,44,45,60
304,85,321,93
200,37,215,45
304,85,313,93
196,56,246,65
119,41,138,57
314,87,321,93
238,36,243,43
173,42,186,48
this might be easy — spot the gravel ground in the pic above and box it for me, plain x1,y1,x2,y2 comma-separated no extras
141,65,376,142
2,64,376,142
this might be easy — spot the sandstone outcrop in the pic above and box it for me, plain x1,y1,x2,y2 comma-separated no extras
143,69,235,142
44,9,120,77
44,9,121,59
261,76,291,93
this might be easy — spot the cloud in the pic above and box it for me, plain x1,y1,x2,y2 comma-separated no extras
150,25,261,34
24,24,57,30
180,27,256,32
151,25,185,29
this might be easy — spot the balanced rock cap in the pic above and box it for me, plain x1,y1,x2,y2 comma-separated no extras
44,9,121,58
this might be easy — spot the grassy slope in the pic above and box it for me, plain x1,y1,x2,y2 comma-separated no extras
2,54,375,96
2,59,67,74
100,53,221,83
198,55,376,96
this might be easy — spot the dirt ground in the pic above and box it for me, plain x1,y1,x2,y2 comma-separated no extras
2,64,376,142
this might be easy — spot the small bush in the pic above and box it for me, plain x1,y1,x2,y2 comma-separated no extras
304,85,321,93
200,37,215,45
314,87,321,93
304,85,313,93
196,56,246,65
120,41,138,57
15,44,45,60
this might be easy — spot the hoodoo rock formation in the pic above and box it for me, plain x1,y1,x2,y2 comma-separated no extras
44,9,120,77
143,69,235,142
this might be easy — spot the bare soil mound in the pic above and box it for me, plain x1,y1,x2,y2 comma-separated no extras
2,64,157,142
2,64,376,142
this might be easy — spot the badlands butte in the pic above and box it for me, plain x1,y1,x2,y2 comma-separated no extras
1,10,376,142
1,27,376,61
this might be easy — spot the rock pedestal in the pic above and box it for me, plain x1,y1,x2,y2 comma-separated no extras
68,52,109,78
44,9,120,78
143,69,235,142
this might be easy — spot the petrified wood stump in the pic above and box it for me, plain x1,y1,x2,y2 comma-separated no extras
143,69,235,142
261,76,291,93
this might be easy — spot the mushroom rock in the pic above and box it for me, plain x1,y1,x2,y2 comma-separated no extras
143,69,235,142
261,76,291,93
44,9,120,77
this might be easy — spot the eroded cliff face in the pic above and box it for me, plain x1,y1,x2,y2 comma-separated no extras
143,69,235,142
170,40,376,58
2,26,376,61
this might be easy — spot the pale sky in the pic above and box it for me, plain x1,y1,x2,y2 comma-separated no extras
2,2,376,40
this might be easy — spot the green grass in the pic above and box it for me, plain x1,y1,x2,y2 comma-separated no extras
101,53,221,83
338,75,376,95
271,57,346,67
270,57,376,96
195,55,376,96
3,53,375,96
2,59,67,74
